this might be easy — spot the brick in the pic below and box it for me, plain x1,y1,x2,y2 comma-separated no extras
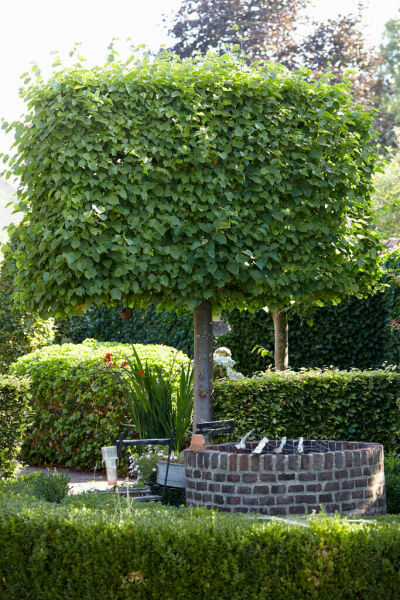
324,482,340,491
243,474,257,483
270,507,287,516
214,473,226,482
352,490,363,499
193,469,201,478
299,472,316,482
365,489,374,498
345,451,353,467
227,474,240,483
297,495,316,503
196,481,207,491
363,467,372,476
186,490,193,499
194,492,202,501
263,454,274,470
289,505,305,515
355,479,368,488
202,453,210,469
324,453,334,469
230,454,237,471
222,484,235,494
187,452,196,467
240,455,248,471
317,471,333,482
208,483,221,492
212,454,219,469
301,455,311,470
227,496,240,506
254,485,270,494
233,507,249,513
276,455,286,471
342,502,357,512
213,494,224,505
306,484,322,492
335,491,351,501
313,454,324,470
288,484,304,493
271,485,286,494
251,455,260,471
325,503,340,513
245,497,259,506
353,451,361,466
288,455,299,470
202,471,212,480
335,453,344,468
342,480,355,490
350,468,362,478
361,450,368,465
260,473,276,482
319,493,333,503
187,480,196,489
219,454,227,470
277,495,294,505
185,468,192,478
238,486,252,495
335,470,349,479
308,505,321,514
203,493,212,502
259,496,275,506
278,473,295,481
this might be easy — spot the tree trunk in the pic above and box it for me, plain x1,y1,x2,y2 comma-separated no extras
272,309,288,370
193,300,214,432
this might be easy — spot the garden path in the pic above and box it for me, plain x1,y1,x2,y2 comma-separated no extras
23,466,125,494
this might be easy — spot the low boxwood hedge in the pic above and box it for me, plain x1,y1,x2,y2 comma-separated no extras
9,339,189,469
1,479,400,600
214,369,400,451
0,375,31,477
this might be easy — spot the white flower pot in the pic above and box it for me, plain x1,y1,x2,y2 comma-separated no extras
157,461,185,488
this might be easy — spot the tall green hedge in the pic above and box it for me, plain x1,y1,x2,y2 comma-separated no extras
0,375,31,478
1,485,400,600
214,369,400,451
9,340,189,469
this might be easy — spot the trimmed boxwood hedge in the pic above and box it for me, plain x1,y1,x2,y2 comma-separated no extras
0,375,31,478
1,480,400,600
214,369,400,451
9,339,189,469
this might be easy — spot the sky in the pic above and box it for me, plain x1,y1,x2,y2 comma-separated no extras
0,0,399,159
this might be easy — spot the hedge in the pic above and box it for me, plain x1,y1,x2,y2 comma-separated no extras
9,339,189,469
1,481,400,600
214,369,400,451
0,375,31,477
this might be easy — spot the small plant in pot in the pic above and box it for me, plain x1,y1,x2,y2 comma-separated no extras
104,347,193,489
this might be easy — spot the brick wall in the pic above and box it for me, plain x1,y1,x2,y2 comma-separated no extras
184,440,386,516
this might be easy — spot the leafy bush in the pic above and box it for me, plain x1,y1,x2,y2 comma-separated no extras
214,369,400,452
386,453,400,514
1,480,400,600
29,470,70,503
0,245,55,374
0,375,31,478
9,340,190,470
55,306,194,357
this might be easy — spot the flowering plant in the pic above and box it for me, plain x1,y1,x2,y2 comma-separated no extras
128,446,183,483
213,347,244,381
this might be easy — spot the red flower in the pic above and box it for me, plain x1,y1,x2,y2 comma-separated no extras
112,361,116,367
139,370,144,376
120,362,127,368
105,353,112,361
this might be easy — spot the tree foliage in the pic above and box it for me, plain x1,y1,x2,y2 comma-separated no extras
372,128,400,237
2,51,381,323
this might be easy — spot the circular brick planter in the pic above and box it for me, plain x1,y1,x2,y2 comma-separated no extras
184,440,386,516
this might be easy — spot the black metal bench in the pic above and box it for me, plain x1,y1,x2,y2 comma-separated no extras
195,419,235,441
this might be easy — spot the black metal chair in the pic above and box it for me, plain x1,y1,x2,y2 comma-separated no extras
195,419,235,442
116,431,174,503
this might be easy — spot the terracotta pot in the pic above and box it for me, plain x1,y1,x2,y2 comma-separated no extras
189,434,205,451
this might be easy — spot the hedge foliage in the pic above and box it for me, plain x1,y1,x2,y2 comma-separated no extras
0,375,31,478
0,245,55,374
214,369,400,451
56,305,194,357
1,480,400,600
9,340,189,469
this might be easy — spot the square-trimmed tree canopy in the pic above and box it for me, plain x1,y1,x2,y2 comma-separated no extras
3,51,382,318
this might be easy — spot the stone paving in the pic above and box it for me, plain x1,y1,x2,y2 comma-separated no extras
23,466,125,495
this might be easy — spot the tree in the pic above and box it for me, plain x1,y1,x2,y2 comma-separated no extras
372,128,400,237
2,50,381,422
168,0,307,67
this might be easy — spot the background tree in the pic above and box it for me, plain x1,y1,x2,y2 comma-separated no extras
372,128,400,237
2,51,381,423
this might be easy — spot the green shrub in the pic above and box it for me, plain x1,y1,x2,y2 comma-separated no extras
0,246,55,374
1,480,400,600
214,369,400,451
29,470,71,504
9,339,190,470
385,453,400,514
0,375,31,478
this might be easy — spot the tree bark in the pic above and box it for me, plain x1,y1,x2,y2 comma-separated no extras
272,309,288,370
193,300,214,431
